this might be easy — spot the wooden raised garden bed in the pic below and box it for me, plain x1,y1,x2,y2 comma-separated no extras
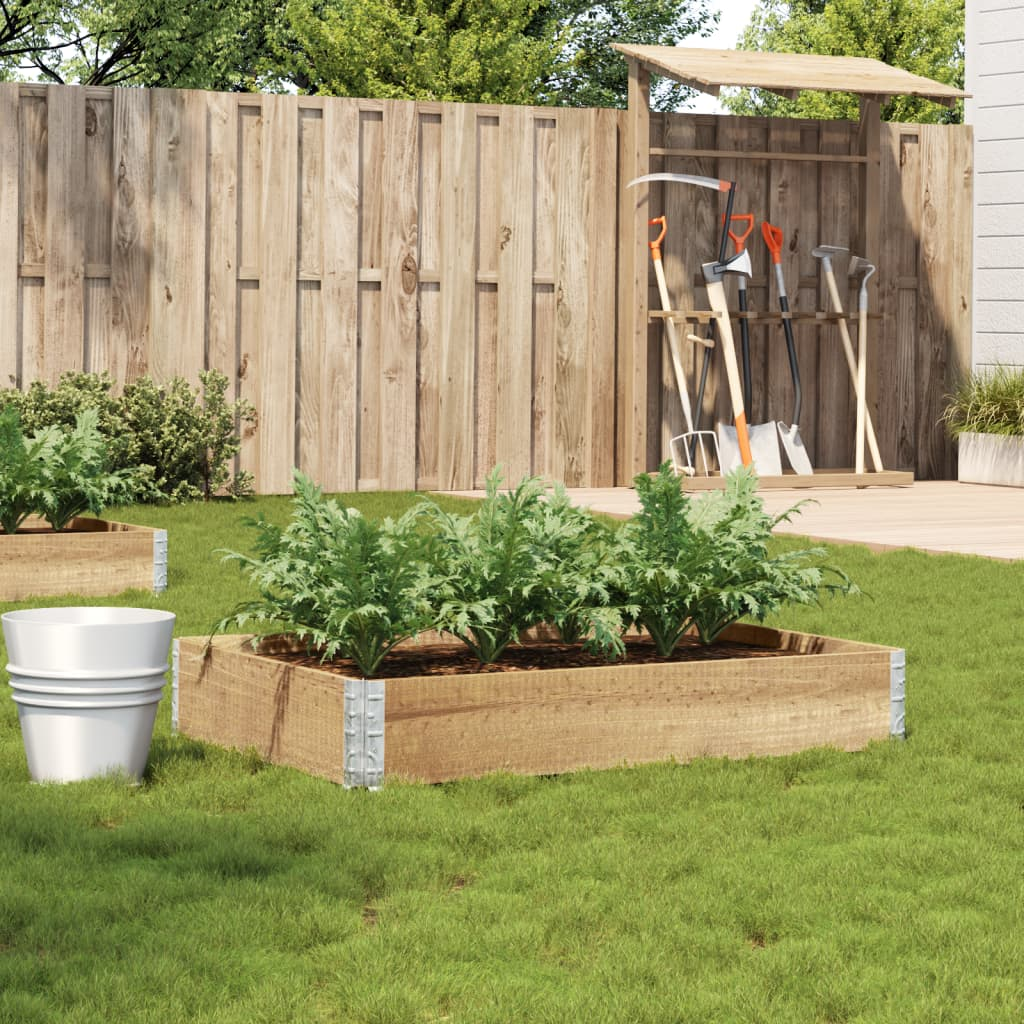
173,626,906,788
0,517,168,600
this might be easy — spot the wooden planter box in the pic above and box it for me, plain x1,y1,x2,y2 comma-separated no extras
173,626,906,788
0,517,168,601
957,432,1024,487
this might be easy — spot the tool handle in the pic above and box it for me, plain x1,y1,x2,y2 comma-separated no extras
761,221,784,264
647,216,666,259
727,213,755,252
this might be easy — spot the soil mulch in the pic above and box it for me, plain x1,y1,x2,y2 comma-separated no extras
261,632,796,680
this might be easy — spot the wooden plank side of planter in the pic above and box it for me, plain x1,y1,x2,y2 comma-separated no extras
0,517,159,600
176,636,347,783
176,628,897,786
383,645,891,783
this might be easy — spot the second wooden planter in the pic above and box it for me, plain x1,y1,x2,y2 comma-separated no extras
0,517,168,601
173,626,906,788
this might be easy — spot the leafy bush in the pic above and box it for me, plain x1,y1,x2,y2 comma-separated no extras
216,472,439,678
0,407,133,533
942,365,1024,438
424,471,625,664
212,464,858,677
0,369,256,502
615,464,856,652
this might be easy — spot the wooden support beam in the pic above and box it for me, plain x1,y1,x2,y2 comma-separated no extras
858,96,882,459
616,59,650,484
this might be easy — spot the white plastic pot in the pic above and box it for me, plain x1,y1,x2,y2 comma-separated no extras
2,606,176,783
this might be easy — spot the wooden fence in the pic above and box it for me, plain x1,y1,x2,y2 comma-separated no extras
0,83,972,490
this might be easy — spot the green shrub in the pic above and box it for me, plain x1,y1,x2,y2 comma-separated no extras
0,369,256,502
942,365,1024,438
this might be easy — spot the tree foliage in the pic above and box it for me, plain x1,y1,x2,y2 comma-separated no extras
723,0,964,123
0,0,717,109
0,0,276,87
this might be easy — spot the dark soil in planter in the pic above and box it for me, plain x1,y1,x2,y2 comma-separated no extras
262,632,796,680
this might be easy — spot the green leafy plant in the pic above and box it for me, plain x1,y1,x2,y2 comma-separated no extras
615,463,856,652
424,471,624,664
0,407,132,532
0,407,50,534
215,471,439,678
424,472,552,664
942,365,1024,438
33,409,136,530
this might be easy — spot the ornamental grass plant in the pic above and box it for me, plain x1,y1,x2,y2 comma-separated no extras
942,364,1024,438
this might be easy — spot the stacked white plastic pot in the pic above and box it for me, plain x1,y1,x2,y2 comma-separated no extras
2,607,175,783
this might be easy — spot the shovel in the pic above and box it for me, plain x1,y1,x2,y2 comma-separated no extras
717,214,782,476
811,245,884,471
646,216,720,476
761,222,814,475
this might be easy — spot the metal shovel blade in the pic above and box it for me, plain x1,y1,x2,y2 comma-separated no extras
777,421,814,475
718,421,783,476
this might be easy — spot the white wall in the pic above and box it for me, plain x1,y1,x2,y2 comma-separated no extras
966,0,1024,369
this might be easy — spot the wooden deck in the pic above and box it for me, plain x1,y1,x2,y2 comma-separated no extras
442,481,1024,561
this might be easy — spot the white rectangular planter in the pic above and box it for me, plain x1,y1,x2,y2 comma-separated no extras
957,432,1024,487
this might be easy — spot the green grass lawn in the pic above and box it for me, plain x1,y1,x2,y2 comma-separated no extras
2,492,1024,1023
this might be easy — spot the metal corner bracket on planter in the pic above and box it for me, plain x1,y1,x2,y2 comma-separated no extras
172,626,908,790
3,606,176,784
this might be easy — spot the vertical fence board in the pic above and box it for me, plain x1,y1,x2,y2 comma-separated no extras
532,117,558,474
236,104,262,477
495,105,535,481
378,101,419,490
474,116,500,486
360,111,384,274
475,284,498,486
83,96,113,376
110,88,151,382
416,282,442,489
298,108,323,279
815,122,857,469
588,107,619,486
297,279,322,477
416,113,443,488
0,87,19,385
257,94,299,493
19,89,47,384
316,98,360,491
206,92,239,382
438,104,477,489
43,86,86,381
554,110,590,486
84,97,113,268
150,89,206,383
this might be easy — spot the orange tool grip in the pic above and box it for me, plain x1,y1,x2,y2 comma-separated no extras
727,213,755,251
647,216,667,258
761,221,784,264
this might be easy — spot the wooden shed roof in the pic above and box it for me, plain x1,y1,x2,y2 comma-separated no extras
610,45,968,106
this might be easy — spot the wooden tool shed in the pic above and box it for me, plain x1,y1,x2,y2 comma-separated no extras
612,46,968,486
